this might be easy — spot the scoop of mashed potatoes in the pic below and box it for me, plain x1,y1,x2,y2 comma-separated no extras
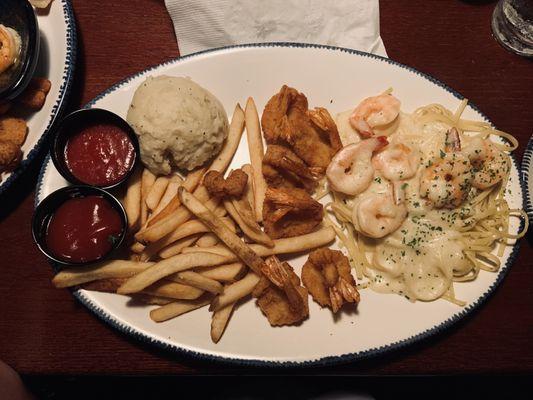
127,76,229,174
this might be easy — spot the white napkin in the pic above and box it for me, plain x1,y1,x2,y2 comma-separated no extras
165,0,387,57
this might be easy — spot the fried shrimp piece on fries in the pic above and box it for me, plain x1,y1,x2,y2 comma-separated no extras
261,85,341,170
252,256,309,326
262,144,319,193
302,248,360,313
262,187,323,239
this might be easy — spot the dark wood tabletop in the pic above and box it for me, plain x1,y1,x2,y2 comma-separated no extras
1,0,532,375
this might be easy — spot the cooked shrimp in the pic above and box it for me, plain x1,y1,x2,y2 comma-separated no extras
349,93,401,138
326,136,388,195
420,153,473,209
352,190,408,238
420,128,473,208
0,25,20,75
463,136,509,190
373,143,419,181
301,248,359,313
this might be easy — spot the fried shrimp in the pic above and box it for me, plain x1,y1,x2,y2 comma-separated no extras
261,85,340,169
420,129,473,209
253,256,309,326
262,144,318,193
0,25,21,75
352,188,408,238
463,136,509,190
326,136,388,195
301,248,359,313
262,187,323,239
349,93,401,138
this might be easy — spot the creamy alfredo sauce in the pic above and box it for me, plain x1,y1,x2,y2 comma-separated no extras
335,110,475,302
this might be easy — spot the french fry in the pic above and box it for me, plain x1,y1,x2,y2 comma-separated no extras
117,252,231,294
81,278,127,292
181,245,233,257
136,185,210,243
241,164,255,220
133,294,174,306
179,187,266,276
142,280,204,300
145,207,229,255
141,169,156,225
244,97,267,222
196,233,219,247
224,199,274,247
196,262,246,282
52,260,153,288
211,301,235,343
150,176,183,218
146,169,203,227
146,176,170,211
168,271,223,294
182,228,336,260
124,167,142,230
150,297,211,322
210,272,260,311
207,103,245,174
181,246,234,257
130,242,146,254
157,234,202,259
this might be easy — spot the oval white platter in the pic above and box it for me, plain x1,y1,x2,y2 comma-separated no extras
521,135,533,220
35,43,524,366
0,0,76,195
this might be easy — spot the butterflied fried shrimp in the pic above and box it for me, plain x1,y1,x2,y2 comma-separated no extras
252,256,309,326
262,144,318,193
262,187,323,239
302,248,360,313
308,107,343,153
204,169,248,198
261,85,339,169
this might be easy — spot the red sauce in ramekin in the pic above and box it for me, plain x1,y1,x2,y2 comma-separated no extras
64,123,135,186
45,196,123,263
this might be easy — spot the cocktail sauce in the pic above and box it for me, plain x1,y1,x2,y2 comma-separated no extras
46,195,123,263
64,122,135,186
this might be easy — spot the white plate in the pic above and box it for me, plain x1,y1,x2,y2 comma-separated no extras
35,43,524,366
521,135,533,220
0,0,76,194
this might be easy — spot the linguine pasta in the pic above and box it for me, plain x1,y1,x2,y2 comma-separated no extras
325,98,528,305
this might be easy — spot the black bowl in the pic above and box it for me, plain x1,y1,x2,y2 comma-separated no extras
0,0,39,101
32,185,128,267
51,108,140,190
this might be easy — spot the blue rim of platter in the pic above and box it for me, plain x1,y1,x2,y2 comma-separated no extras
521,135,533,220
0,0,77,197
35,42,526,368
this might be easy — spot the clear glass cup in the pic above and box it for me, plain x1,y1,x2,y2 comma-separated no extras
491,0,533,57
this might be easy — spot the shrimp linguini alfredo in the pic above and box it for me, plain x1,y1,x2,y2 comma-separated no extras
325,90,528,305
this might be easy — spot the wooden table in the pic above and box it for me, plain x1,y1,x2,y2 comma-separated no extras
1,0,531,375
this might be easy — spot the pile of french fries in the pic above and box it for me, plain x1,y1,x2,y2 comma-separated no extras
52,99,335,343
